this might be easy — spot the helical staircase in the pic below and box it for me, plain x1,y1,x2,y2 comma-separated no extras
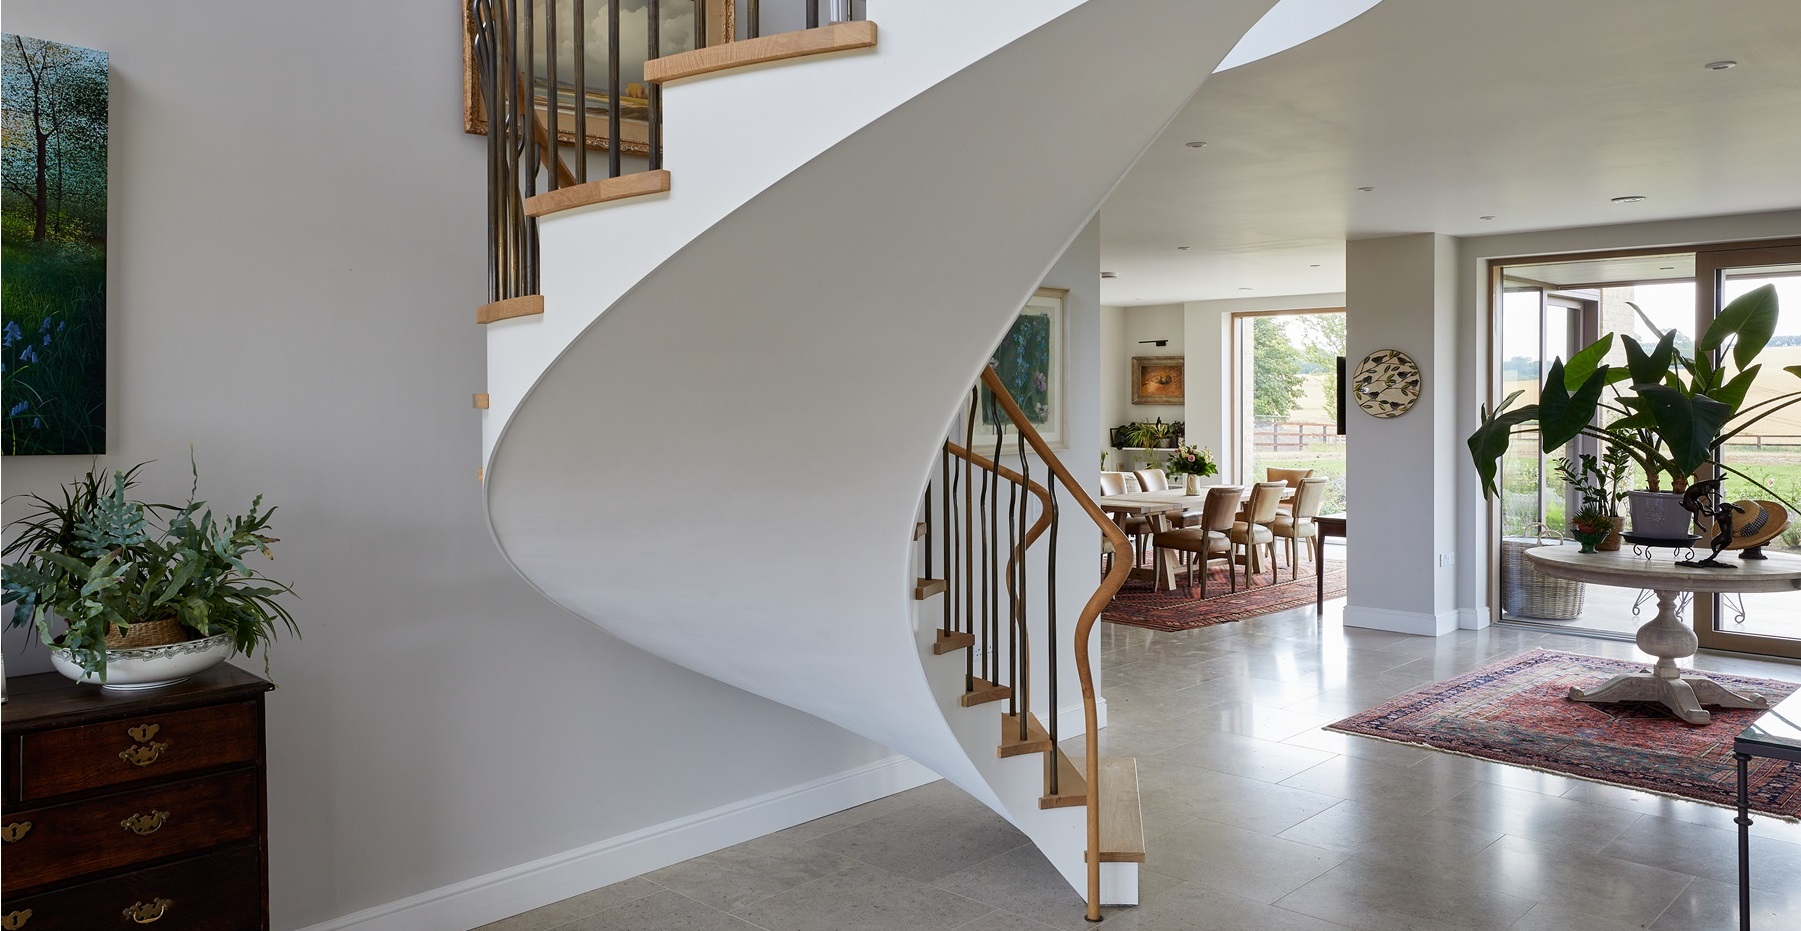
473,0,1288,914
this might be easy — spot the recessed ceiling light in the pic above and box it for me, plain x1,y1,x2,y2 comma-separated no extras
1357,186,1375,192
1309,264,1321,268
1479,215,1496,221
1101,271,1119,279
1177,246,1191,251
1186,141,1208,148
1661,266,1675,271
1238,287,1254,291
1611,195,1647,204
1705,60,1738,71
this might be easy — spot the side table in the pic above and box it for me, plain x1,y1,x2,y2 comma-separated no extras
1734,693,1801,931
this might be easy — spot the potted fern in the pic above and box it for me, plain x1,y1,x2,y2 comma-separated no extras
2,461,298,689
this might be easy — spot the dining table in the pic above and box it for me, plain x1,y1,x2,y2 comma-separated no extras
1096,489,1204,592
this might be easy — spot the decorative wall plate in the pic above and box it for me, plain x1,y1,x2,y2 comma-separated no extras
1352,349,1421,418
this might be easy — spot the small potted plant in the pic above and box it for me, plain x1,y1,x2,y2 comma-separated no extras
2,460,298,689
1568,504,1618,554
1553,441,1631,551
1163,443,1219,495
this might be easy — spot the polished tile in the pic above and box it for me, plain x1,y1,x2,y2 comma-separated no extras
643,835,858,912
1426,780,1644,854
1507,901,1654,931
1600,813,1801,889
474,878,665,931
1650,874,1801,930
1274,800,1503,877
1451,834,1693,926
730,864,992,931
1153,728,1338,784
1273,857,1537,931
805,799,1027,883
1277,753,1485,815
1096,877,1350,931
1143,817,1349,903
557,891,763,931
1135,757,1343,835
931,845,1103,931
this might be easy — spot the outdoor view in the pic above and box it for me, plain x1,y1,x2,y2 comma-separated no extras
1238,312,1346,514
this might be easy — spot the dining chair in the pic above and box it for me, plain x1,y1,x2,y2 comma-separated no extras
1133,469,1170,492
1270,477,1329,581
1101,470,1153,567
1150,485,1245,597
1268,467,1314,519
1229,482,1287,584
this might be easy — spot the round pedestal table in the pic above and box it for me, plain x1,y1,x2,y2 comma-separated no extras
1525,547,1801,725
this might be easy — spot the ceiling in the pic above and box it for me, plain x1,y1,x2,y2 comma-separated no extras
1098,0,1801,306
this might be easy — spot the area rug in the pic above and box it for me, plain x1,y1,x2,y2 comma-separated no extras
1102,558,1346,632
1328,648,1801,818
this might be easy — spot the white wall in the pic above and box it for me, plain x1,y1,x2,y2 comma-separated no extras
1181,293,1344,483
0,3,902,928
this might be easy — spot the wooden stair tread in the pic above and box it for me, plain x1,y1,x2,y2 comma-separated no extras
914,578,947,600
997,713,1052,758
475,294,544,325
645,22,877,84
525,170,671,218
914,520,929,540
960,677,1012,708
1094,757,1147,863
1039,748,1087,809
932,630,975,655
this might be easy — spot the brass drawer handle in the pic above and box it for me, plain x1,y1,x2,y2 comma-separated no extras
119,741,169,767
123,899,171,924
1,909,31,930
128,723,162,742
121,809,171,835
1,821,30,843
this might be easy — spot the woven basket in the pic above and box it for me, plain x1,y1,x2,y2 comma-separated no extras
1500,528,1584,620
103,617,191,650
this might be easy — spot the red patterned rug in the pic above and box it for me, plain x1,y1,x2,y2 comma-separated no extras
1102,558,1346,632
1329,649,1801,818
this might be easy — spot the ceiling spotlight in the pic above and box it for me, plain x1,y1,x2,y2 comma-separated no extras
1101,271,1119,279
1309,264,1322,268
1661,266,1676,271
1357,186,1375,192
1611,195,1647,204
1479,215,1496,221
1238,287,1254,291
1705,60,1738,71
1177,245,1191,251
1138,339,1170,347
1186,141,1208,148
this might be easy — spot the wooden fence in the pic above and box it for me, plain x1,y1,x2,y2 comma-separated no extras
1253,421,1343,450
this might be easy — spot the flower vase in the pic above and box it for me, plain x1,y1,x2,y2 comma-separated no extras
1572,529,1607,554
1184,474,1202,495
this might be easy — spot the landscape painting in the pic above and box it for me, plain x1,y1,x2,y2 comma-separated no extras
3,33,108,455
978,287,1066,450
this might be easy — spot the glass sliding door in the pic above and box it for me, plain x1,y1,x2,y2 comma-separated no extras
1695,245,1801,659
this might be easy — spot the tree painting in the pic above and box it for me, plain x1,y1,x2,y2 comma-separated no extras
3,34,108,456
981,291,1064,448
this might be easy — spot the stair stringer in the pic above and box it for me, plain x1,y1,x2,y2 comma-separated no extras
483,0,1283,901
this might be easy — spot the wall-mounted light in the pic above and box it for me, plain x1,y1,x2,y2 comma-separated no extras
1138,339,1169,348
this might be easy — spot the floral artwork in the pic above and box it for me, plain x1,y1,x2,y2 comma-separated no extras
3,34,108,455
979,288,1065,450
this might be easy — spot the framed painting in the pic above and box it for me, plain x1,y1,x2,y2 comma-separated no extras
2,34,108,456
1131,356,1184,405
461,1,726,156
977,287,1066,451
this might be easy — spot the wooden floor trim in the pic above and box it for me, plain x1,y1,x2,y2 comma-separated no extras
476,294,544,325
1039,749,1088,809
997,713,1052,758
525,170,671,218
960,677,1012,708
1094,757,1147,862
932,630,975,655
645,22,877,84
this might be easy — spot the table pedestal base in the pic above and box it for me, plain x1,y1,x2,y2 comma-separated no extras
1569,672,1769,726
1564,588,1770,725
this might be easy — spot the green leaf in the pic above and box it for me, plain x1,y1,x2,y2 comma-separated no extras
1634,384,1733,477
1467,397,1539,500
1623,331,1678,387
1537,359,1608,453
1562,335,1614,391
1708,363,1762,413
1702,283,1779,370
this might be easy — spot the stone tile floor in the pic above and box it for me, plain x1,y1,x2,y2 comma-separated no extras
480,603,1801,930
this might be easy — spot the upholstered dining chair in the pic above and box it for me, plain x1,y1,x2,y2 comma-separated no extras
1270,477,1329,581
1268,467,1314,519
1150,485,1245,597
1133,469,1170,492
1100,471,1150,567
1229,481,1288,584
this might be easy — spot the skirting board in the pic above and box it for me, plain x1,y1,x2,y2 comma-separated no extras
1458,607,1491,630
1342,605,1459,637
294,754,938,931
1057,697,1107,739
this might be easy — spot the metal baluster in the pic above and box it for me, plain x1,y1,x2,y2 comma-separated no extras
942,446,954,638
1014,428,1028,723
572,0,586,183
806,0,819,28
1045,483,1060,750
545,0,559,190
474,0,500,302
978,448,992,685
963,390,977,693
607,0,621,177
510,0,530,291
748,0,760,38
647,0,662,170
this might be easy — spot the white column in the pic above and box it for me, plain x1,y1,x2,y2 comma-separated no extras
1343,234,1460,636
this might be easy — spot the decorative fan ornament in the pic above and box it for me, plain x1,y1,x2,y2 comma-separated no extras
1352,349,1421,418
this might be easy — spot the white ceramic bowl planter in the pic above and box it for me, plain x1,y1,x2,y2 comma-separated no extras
50,634,234,690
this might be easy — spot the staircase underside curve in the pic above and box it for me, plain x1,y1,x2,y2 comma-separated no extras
486,0,1276,830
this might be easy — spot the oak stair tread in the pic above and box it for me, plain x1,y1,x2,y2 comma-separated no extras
475,294,544,325
997,712,1052,758
524,170,671,218
1094,757,1147,863
914,578,947,600
1040,748,1087,809
960,677,1012,708
914,521,929,540
645,22,877,84
932,630,975,655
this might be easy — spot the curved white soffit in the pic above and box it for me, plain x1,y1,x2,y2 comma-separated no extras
1215,0,1384,72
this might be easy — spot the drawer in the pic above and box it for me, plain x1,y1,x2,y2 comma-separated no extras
18,702,258,800
0,843,260,931
3,770,258,894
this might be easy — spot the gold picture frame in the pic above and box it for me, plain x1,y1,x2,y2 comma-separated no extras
1131,356,1185,405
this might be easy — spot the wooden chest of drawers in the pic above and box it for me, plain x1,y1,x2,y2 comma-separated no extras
2,665,272,931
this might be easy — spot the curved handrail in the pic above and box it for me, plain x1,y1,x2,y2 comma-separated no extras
977,367,1132,921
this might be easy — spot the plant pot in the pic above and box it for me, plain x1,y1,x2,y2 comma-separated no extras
1571,529,1608,554
1597,525,1623,552
1628,491,1693,538
50,634,233,691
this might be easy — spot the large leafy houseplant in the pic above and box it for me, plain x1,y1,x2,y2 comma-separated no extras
2,461,298,681
1469,284,1801,509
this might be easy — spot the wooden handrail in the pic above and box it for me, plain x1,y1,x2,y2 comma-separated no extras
977,366,1133,921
